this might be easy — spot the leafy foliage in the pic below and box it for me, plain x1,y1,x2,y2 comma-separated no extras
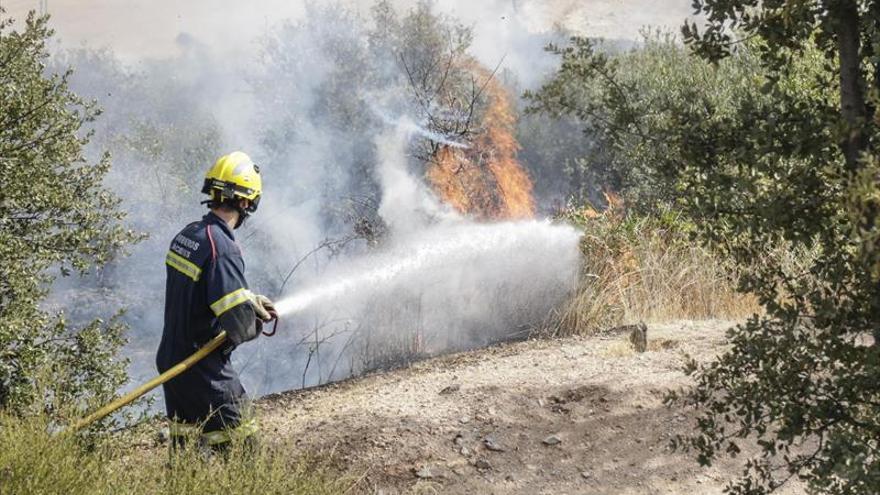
0,12,140,419
526,34,792,211
683,0,878,170
530,12,880,495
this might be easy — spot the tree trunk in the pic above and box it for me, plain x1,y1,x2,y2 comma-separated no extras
835,0,867,170
873,1,880,111
856,0,880,348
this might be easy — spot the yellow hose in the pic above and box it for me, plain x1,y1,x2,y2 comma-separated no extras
71,331,228,432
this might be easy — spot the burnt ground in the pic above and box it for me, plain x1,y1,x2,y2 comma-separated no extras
256,320,807,494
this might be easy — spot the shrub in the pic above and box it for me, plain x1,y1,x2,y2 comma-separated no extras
0,11,141,419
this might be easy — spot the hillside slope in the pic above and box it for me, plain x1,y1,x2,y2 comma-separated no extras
257,321,806,494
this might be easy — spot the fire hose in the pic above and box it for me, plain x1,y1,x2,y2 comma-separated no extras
71,318,278,432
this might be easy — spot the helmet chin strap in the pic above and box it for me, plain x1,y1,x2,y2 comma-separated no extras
233,207,248,229
232,195,260,229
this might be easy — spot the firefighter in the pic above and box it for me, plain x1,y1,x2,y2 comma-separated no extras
156,151,276,451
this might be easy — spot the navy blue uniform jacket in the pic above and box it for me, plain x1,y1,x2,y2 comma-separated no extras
156,212,259,431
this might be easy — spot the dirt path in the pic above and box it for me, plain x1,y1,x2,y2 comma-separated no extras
258,320,806,494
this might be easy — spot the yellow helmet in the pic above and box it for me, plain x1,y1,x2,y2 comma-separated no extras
201,151,262,213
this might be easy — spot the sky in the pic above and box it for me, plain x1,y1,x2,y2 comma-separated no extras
2,0,696,77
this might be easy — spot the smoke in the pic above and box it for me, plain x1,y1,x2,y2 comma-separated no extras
8,1,694,86
260,120,580,389
276,121,578,319
371,119,456,232
33,1,602,402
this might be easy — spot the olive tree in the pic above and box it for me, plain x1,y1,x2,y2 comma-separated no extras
0,11,140,420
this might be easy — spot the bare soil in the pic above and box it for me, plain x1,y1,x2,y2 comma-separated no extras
257,320,807,494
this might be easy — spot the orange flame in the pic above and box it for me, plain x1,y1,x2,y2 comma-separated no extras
426,63,535,220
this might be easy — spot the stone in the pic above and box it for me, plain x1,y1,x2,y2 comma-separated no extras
439,384,461,395
542,434,562,446
475,458,492,470
629,322,648,352
484,435,506,452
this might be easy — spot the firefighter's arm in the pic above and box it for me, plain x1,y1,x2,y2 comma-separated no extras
205,252,262,348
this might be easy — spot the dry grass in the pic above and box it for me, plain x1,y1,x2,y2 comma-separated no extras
551,203,758,337
601,340,637,357
0,411,351,495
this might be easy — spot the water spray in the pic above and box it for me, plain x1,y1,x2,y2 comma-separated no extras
369,103,471,149
274,219,581,318
273,227,498,316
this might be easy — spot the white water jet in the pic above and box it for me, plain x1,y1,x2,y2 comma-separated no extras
370,103,471,150
274,219,581,318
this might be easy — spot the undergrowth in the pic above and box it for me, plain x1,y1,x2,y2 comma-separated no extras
552,198,758,336
0,411,350,495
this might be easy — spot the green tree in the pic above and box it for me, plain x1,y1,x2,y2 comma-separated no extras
526,34,778,210
683,0,879,172
0,12,140,420
529,8,880,494
680,3,880,493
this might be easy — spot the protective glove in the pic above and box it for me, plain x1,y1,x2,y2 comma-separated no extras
219,304,260,352
252,294,278,323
